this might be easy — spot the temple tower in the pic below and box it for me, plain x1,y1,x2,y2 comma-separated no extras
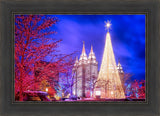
72,42,98,97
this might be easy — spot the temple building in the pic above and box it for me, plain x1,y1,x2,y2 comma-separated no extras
72,42,98,97
117,60,124,81
117,60,125,91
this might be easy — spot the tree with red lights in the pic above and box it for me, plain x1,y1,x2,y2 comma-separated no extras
138,80,145,99
15,15,74,101
130,80,139,99
126,79,145,99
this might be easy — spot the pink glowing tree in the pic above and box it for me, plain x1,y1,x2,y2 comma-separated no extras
138,80,145,99
15,15,74,101
126,79,145,99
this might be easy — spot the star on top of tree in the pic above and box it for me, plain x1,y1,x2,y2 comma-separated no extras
105,20,111,31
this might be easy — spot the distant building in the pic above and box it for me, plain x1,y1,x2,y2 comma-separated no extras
117,60,124,80
72,42,98,97
117,60,125,90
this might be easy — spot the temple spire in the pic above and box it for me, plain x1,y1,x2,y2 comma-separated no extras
82,41,86,54
90,45,93,53
76,56,78,61
88,45,96,60
79,41,87,62
75,56,78,63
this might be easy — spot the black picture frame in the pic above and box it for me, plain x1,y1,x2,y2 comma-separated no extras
0,0,159,116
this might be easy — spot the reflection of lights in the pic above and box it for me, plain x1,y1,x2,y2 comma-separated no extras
46,88,48,92
96,91,101,96
111,91,113,95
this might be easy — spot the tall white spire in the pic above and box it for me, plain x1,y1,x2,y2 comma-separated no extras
91,45,93,53
88,45,96,60
79,41,87,62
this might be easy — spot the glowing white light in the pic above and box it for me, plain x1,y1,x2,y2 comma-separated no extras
46,88,48,92
96,91,101,96
106,23,111,27
105,20,111,31
111,91,113,95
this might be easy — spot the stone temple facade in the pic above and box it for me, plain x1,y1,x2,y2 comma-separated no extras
72,42,98,97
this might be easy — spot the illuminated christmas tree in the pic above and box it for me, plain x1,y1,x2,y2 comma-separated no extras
95,21,125,99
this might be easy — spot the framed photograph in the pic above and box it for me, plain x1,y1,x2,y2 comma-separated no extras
14,14,146,103
1,0,159,116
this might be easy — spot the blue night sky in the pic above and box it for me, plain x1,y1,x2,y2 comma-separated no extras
50,14,145,81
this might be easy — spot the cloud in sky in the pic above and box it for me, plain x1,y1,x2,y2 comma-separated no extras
51,14,145,80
